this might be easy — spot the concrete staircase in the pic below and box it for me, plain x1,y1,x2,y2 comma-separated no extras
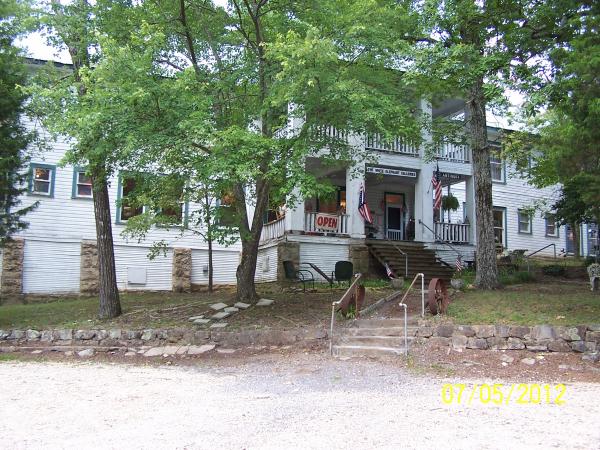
366,240,454,282
332,318,418,358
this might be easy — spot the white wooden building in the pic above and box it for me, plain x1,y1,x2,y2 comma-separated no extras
1,65,596,295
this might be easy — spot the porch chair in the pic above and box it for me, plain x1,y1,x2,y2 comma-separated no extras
331,261,354,287
282,260,315,292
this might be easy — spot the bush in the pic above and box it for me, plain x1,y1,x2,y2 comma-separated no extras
500,270,536,285
542,265,566,277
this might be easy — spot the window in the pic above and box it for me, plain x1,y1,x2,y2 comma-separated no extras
156,181,187,227
518,209,532,234
72,168,93,198
118,176,144,222
545,214,559,237
316,187,346,214
493,207,506,250
29,163,55,196
490,155,505,183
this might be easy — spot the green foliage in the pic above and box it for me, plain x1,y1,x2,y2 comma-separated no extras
541,265,566,277
441,194,459,212
0,0,37,246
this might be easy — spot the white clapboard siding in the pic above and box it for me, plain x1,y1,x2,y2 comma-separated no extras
299,242,350,281
191,249,239,285
255,244,278,282
114,245,173,291
22,240,81,294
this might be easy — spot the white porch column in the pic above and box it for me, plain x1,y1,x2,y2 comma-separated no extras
465,176,477,245
346,163,366,239
415,98,434,243
285,186,305,233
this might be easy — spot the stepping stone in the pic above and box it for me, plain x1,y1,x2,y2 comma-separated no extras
144,347,165,357
124,351,137,357
162,346,180,356
217,348,235,354
193,318,211,325
210,323,228,329
188,344,216,355
223,307,239,313
234,302,251,310
189,315,205,321
211,311,230,320
210,303,228,311
256,298,274,306
176,346,189,355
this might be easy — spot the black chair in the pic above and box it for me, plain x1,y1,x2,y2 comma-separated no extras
331,261,354,287
282,260,315,292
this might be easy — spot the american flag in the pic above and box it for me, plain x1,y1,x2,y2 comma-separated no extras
384,263,395,279
358,183,373,224
432,164,442,211
455,255,464,272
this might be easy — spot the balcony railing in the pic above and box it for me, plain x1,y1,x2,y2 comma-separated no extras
436,141,470,163
259,217,285,243
434,222,470,244
313,125,348,141
304,212,349,235
365,133,418,156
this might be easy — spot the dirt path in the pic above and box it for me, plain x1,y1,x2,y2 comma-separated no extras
1,353,599,449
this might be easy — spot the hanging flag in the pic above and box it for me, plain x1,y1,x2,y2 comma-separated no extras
455,255,464,272
358,183,373,224
384,263,395,279
432,163,442,211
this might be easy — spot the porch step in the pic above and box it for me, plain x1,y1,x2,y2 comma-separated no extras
342,326,418,336
337,335,414,347
352,318,412,328
332,344,407,358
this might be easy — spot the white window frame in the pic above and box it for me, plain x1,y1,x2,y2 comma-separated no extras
518,209,532,234
72,168,93,199
29,163,56,197
545,214,559,238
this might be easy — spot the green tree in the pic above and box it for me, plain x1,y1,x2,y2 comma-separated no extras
71,0,427,302
0,0,36,247
29,0,122,318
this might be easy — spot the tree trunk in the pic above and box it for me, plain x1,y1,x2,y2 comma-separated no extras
467,77,500,289
207,235,214,293
236,236,261,302
572,222,581,259
92,172,121,318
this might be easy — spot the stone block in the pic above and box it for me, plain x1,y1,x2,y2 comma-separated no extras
525,340,548,351
141,329,156,341
451,334,468,350
125,330,142,340
509,326,530,338
585,341,597,352
548,340,571,352
435,324,454,338
416,327,433,338
223,307,239,313
96,330,108,341
234,302,251,310
40,330,54,342
585,331,600,343
108,329,123,340
466,337,488,350
144,347,165,357
166,328,185,343
211,311,230,320
1,238,24,295
172,248,192,293
454,326,476,337
587,324,600,332
473,325,495,338
256,299,274,306
26,330,40,341
193,318,210,325
8,330,24,340
507,338,525,350
556,326,583,341
80,240,99,294
188,344,216,355
210,323,228,329
55,329,73,341
349,244,369,275
530,325,557,341
74,330,96,340
210,303,228,311
77,348,95,358
487,337,509,350
277,241,300,282
571,341,586,353
495,325,510,338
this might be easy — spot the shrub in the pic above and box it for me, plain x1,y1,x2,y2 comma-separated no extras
542,265,566,277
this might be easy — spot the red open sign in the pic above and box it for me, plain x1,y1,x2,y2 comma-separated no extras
315,213,339,231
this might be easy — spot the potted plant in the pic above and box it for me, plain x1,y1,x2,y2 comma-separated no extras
441,193,459,223
450,270,465,290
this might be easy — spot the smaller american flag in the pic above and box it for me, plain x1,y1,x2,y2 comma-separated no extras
358,183,373,224
384,263,395,279
432,164,442,211
455,255,464,272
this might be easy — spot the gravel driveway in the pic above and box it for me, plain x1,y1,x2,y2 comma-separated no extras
1,354,599,449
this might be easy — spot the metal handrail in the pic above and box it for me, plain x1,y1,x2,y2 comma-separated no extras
418,219,463,257
330,273,362,355
525,243,557,272
385,238,408,278
399,272,425,318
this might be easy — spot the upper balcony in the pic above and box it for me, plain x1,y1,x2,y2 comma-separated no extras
317,126,471,164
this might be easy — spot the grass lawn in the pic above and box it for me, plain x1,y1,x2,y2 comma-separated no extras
448,281,600,326
0,282,398,331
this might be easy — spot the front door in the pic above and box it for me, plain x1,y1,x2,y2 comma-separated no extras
385,193,405,240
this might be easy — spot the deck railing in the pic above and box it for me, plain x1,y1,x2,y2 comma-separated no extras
304,212,349,235
386,229,403,241
434,222,470,244
259,217,286,243
436,141,470,163
365,133,419,156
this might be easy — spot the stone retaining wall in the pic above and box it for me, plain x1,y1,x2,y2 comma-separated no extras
0,326,328,349
417,323,599,353
1,238,24,296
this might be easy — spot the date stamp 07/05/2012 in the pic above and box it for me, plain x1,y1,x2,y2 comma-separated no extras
441,383,567,406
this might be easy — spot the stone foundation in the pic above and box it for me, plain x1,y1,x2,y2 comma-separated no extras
1,238,24,296
80,240,99,294
277,241,300,282
172,248,192,293
349,244,369,275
